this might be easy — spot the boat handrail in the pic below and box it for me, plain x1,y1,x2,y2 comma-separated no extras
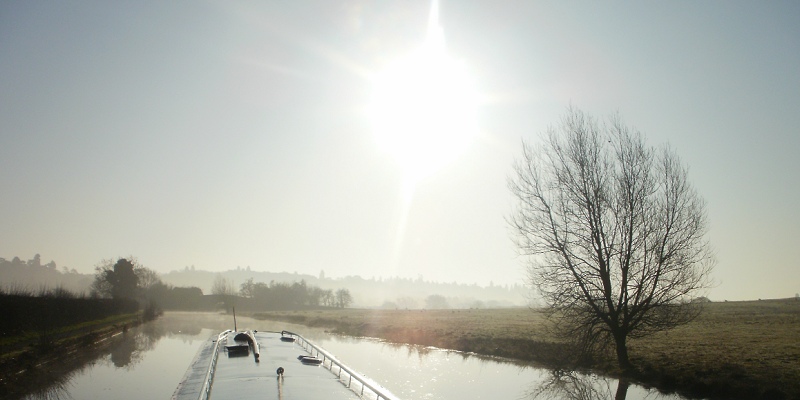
281,330,400,400
198,329,231,400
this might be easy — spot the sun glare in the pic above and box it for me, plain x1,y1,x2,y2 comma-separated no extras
368,1,480,274
368,6,479,183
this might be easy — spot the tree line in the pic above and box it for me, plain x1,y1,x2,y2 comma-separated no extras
0,287,138,343
3,255,356,314
212,276,353,311
0,254,90,294
90,258,353,313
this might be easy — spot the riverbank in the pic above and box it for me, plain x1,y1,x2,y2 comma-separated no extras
253,298,800,400
0,313,144,399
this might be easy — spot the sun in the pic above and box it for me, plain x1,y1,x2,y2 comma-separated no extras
367,8,479,183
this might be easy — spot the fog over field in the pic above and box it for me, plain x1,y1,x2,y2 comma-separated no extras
2,1,798,301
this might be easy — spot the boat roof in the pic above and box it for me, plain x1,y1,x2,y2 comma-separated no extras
173,330,391,400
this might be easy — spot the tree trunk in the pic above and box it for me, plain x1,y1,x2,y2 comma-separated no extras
613,330,633,371
614,378,630,400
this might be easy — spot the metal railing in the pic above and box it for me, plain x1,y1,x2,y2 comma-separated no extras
281,330,401,400
198,329,231,400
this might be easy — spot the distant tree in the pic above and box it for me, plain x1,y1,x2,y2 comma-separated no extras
425,294,449,309
91,258,140,300
321,289,335,307
135,266,162,292
28,254,41,268
396,296,419,309
144,281,170,303
335,288,353,308
212,274,236,312
291,280,309,306
381,301,398,309
508,108,715,370
240,278,257,298
166,286,204,309
308,286,326,306
212,274,235,296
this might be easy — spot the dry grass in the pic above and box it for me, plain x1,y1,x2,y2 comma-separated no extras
629,299,800,399
254,298,800,400
254,308,566,361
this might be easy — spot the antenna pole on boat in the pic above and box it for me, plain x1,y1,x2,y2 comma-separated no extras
233,306,237,331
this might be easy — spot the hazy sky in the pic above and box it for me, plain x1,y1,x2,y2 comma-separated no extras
2,1,798,301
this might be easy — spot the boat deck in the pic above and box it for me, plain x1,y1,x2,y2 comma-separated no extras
172,330,364,400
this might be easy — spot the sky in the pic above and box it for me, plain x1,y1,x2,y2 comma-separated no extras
1,1,798,301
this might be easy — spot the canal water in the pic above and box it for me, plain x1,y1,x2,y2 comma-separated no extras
23,312,687,400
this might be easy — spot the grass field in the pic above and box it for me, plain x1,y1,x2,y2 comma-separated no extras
253,298,800,400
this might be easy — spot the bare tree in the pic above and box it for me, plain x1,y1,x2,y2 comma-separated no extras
321,289,335,307
134,266,162,292
211,274,236,313
239,278,257,299
508,108,714,370
335,288,353,308
211,274,235,296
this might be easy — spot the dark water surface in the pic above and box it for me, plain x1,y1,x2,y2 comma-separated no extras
23,312,687,399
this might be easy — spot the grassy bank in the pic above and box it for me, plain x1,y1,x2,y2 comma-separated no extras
253,298,800,400
0,313,143,399
0,312,141,351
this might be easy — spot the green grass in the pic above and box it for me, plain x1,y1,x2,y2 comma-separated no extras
253,299,800,400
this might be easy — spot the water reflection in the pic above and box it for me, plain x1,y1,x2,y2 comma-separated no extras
14,312,688,400
524,370,687,400
525,370,619,400
17,312,241,400
16,370,73,400
314,334,685,400
18,327,158,399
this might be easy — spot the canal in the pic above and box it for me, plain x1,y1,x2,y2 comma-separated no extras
22,312,687,399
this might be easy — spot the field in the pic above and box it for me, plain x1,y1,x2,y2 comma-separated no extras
253,298,800,400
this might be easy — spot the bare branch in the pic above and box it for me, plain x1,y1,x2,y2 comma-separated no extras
508,108,715,370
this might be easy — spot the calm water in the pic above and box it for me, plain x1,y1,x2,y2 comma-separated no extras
23,312,687,400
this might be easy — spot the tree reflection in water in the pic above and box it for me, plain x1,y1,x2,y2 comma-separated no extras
16,329,156,400
108,323,164,368
18,313,210,400
526,369,699,400
525,370,623,400
16,370,73,400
